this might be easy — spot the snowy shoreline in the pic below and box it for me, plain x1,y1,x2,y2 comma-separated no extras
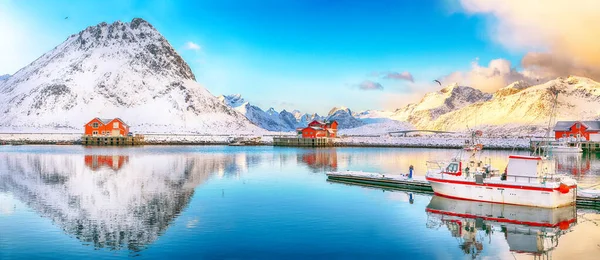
0,133,532,150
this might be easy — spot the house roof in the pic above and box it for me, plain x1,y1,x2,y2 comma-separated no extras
84,117,129,127
99,118,112,124
110,118,129,127
554,121,600,131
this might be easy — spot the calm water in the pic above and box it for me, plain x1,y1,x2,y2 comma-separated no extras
1,145,599,259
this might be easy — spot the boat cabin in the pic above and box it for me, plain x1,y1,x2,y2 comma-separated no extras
444,161,461,176
505,155,551,183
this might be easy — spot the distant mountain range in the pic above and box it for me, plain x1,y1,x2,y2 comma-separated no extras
219,76,600,135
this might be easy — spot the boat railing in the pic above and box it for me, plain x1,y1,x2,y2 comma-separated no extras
503,175,563,184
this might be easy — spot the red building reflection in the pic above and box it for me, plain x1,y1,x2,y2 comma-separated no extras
555,154,591,176
84,155,129,171
299,149,338,172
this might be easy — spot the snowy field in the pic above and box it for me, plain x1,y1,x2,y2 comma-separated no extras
336,136,531,149
0,132,531,149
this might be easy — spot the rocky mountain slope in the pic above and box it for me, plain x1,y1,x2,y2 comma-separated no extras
325,107,364,129
425,76,600,133
390,84,492,128
0,18,263,134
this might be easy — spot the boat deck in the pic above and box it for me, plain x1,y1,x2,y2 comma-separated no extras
326,170,600,208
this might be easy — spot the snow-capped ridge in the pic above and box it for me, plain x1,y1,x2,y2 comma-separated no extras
217,94,246,108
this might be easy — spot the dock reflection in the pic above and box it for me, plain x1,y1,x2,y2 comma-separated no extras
426,195,577,259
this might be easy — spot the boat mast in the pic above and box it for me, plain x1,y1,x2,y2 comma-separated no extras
541,86,559,159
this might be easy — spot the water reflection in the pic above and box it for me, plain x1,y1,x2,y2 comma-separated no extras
0,149,245,252
554,153,600,176
297,148,338,172
84,155,129,171
426,195,577,259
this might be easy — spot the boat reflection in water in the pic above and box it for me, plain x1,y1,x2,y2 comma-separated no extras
426,195,577,259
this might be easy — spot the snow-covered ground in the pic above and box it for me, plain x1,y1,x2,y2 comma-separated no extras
0,132,531,149
336,136,531,149
338,120,413,136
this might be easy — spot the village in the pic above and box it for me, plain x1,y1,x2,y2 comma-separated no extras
2,117,600,152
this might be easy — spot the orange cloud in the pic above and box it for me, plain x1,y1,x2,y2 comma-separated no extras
459,0,600,79
441,58,529,93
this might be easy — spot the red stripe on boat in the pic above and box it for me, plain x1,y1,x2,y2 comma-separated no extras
508,155,542,160
426,207,577,228
426,176,577,192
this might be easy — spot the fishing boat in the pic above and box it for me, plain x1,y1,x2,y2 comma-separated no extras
540,141,582,153
426,87,578,208
425,195,576,258
463,130,484,151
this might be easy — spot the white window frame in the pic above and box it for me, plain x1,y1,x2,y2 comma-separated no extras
113,122,119,128
92,122,99,128
92,131,98,135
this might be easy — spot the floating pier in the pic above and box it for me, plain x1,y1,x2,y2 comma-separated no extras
326,171,600,209
273,137,334,147
81,135,145,146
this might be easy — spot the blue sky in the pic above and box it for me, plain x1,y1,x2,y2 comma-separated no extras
0,0,527,114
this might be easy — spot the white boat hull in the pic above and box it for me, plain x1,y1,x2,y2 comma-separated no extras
426,177,576,208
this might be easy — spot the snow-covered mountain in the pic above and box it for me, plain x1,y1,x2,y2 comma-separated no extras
0,18,263,134
390,84,492,128
326,107,364,129
217,94,301,131
0,74,9,81
424,76,600,133
298,113,325,126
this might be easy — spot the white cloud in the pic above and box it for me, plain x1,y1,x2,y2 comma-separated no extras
382,71,414,82
357,80,384,91
184,41,201,51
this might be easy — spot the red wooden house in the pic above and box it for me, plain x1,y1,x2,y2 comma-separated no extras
554,121,600,141
84,118,129,137
297,120,338,138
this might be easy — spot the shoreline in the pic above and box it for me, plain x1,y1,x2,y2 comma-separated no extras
0,133,533,150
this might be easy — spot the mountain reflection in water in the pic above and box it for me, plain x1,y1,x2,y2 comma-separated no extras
0,148,247,252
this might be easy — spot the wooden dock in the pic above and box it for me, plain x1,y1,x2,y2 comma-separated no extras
273,137,334,147
530,140,600,152
81,135,145,146
326,173,600,209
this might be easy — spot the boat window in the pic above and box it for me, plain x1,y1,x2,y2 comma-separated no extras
446,163,458,173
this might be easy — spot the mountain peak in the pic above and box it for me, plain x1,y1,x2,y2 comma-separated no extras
218,94,246,108
439,83,459,93
327,106,351,116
